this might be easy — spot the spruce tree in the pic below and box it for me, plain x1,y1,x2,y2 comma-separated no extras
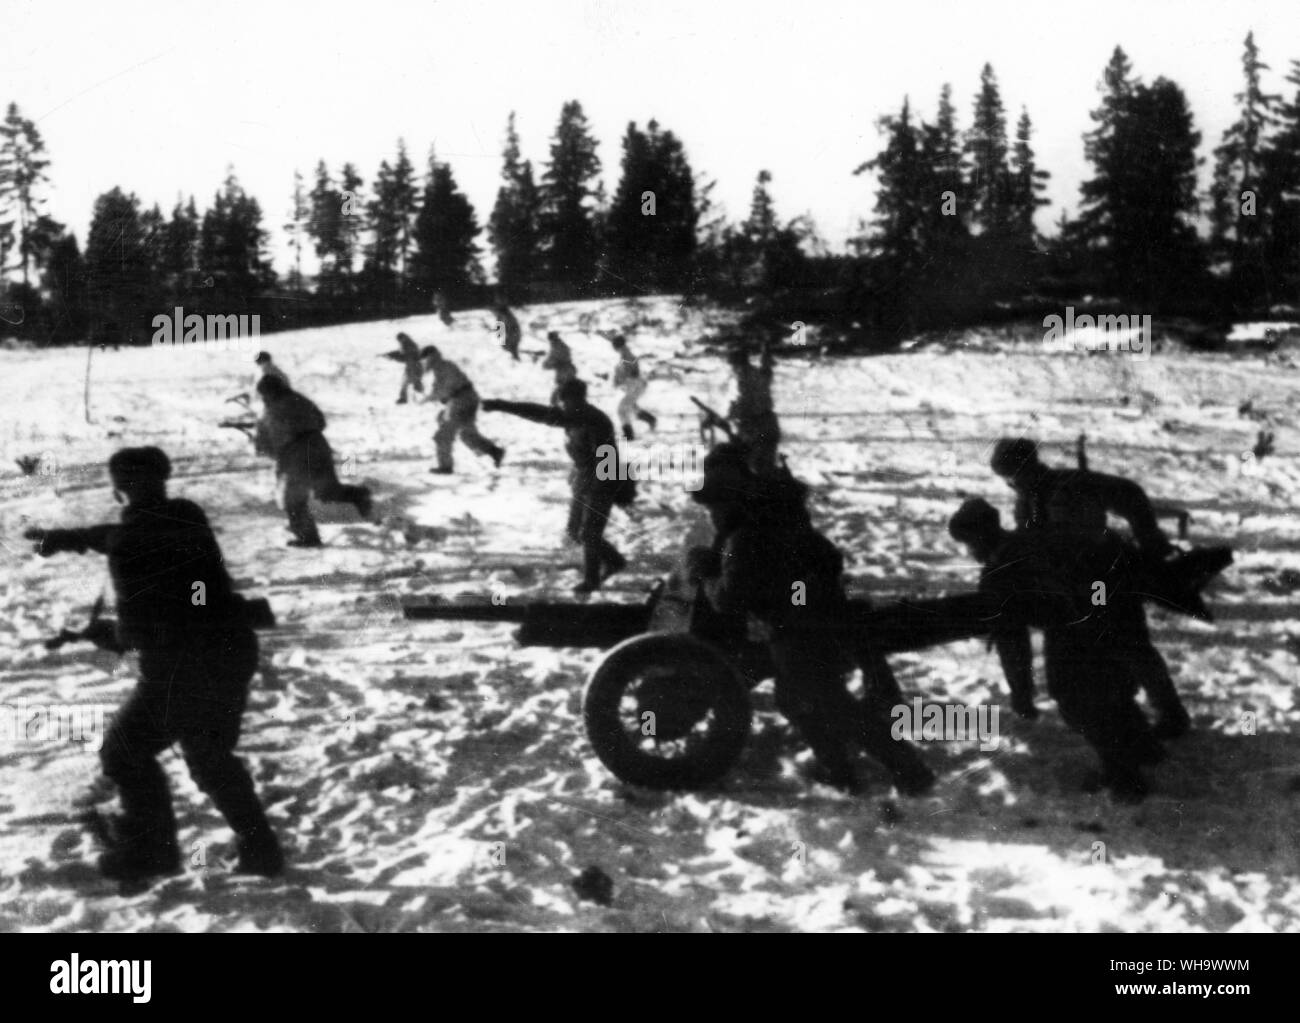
411,150,482,301
488,112,542,296
0,103,53,289
965,64,1012,236
540,100,601,291
1210,32,1281,307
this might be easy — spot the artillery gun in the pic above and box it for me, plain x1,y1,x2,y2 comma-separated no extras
402,538,1230,790
402,579,998,790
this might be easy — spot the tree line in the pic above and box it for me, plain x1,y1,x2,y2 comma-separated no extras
2,34,1299,347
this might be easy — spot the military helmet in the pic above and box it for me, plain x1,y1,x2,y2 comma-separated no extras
990,437,1040,477
948,497,1001,544
108,446,172,485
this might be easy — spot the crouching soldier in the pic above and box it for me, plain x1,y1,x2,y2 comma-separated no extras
255,375,373,547
948,498,1165,801
688,444,935,796
383,332,425,404
23,447,284,882
482,378,631,594
990,438,1190,737
421,345,505,474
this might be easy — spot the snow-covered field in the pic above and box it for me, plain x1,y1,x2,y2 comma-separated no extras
1,295,1297,932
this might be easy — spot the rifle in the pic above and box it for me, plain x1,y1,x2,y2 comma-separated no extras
43,596,125,654
690,396,735,445
220,418,257,438
519,349,547,363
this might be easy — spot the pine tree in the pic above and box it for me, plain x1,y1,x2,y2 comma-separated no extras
488,112,542,296
1077,59,1205,302
0,103,53,289
1261,61,1300,302
1007,108,1051,249
1076,47,1137,255
410,150,482,301
965,64,1012,236
540,100,601,291
162,197,199,298
284,170,309,295
200,169,274,306
1210,32,1282,307
84,187,151,336
855,98,927,325
339,162,364,299
308,160,345,298
391,140,419,296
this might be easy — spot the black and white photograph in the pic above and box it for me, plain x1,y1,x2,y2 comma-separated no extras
0,0,1295,957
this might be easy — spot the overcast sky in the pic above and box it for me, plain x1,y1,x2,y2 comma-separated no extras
3,0,1299,272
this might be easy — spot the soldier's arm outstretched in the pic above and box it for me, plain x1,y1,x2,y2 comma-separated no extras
24,525,116,556
1092,472,1173,554
481,399,570,428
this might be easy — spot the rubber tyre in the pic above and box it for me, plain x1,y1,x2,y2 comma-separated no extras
583,632,751,790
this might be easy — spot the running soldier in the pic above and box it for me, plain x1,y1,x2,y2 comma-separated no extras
948,498,1166,801
421,345,505,474
687,444,934,796
255,375,373,547
382,332,425,404
990,437,1189,736
608,334,657,440
24,447,284,882
482,377,631,593
726,345,781,474
492,302,522,362
230,352,290,407
542,330,578,404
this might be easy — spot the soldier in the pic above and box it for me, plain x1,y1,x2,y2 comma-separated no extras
254,375,373,547
990,437,1174,556
419,345,505,475
608,334,657,441
948,498,1165,801
23,447,284,882
726,345,781,474
482,377,631,594
990,437,1189,737
433,290,455,327
687,444,935,796
492,302,522,362
542,330,578,404
255,351,290,390
382,332,425,404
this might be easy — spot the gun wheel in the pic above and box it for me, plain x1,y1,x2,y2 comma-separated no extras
583,632,750,790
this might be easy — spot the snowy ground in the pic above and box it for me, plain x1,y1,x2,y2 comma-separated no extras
1,295,1297,932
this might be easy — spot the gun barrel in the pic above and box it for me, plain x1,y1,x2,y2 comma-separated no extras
851,593,996,654
401,597,653,649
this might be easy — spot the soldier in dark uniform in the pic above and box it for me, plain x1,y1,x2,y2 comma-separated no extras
726,345,781,474
482,378,630,594
493,303,522,362
989,437,1189,737
688,444,935,796
948,498,1165,801
255,375,373,547
24,447,284,882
